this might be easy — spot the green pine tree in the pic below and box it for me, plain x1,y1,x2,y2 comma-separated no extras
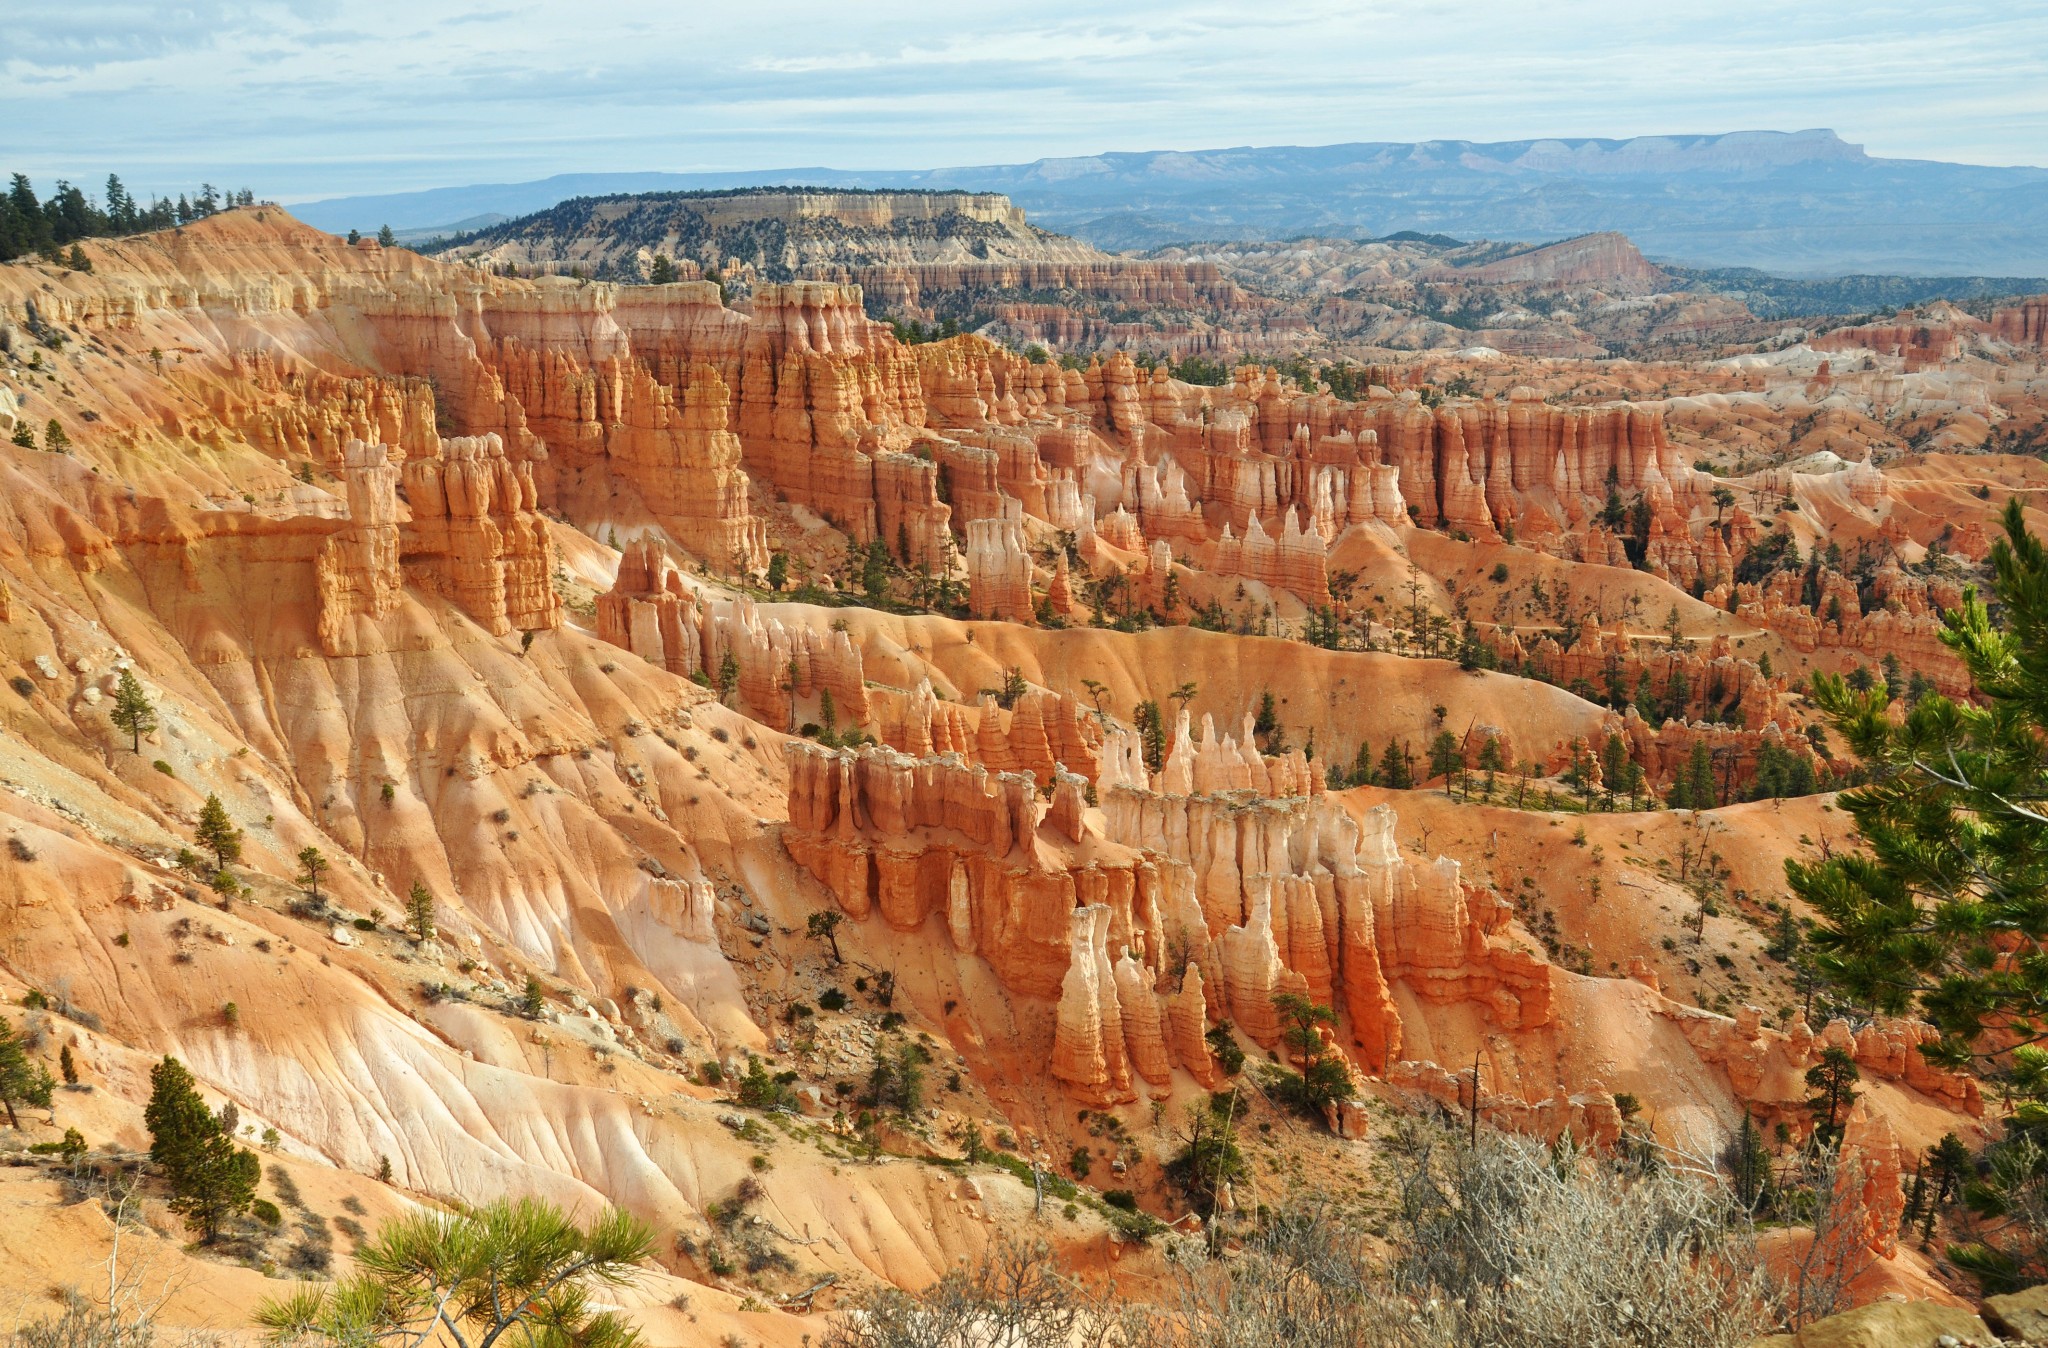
255,1198,652,1348
716,647,740,705
1729,1109,1773,1212
1378,738,1414,790
1352,739,1377,788
1803,1046,1860,1145
195,793,242,871
1791,500,2048,1064
1428,730,1461,795
405,880,436,941
0,1016,55,1128
1273,993,1352,1119
109,667,157,753
295,845,328,899
145,1056,258,1242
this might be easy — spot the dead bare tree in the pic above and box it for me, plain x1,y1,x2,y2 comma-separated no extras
1134,1201,1382,1348
1774,1143,1879,1330
10,1166,199,1348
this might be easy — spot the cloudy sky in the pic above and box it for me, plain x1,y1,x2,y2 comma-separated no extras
7,0,2045,203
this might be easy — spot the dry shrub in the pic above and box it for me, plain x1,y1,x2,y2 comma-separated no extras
1380,1132,1776,1347
823,1238,1124,1348
835,1127,1780,1348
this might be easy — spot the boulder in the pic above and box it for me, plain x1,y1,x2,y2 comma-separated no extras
1984,1283,2048,1342
1753,1300,1994,1348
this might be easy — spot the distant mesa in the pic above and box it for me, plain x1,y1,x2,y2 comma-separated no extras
297,129,2048,275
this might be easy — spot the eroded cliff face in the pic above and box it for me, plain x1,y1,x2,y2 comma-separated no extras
775,707,1976,1145
0,208,2007,1338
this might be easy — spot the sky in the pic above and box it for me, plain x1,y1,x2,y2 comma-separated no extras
6,0,2046,204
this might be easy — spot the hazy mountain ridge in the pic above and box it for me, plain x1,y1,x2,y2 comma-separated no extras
297,130,2048,276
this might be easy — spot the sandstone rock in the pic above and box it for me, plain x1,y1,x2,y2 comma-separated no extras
1983,1282,2048,1342
1754,1299,1991,1348
1050,906,1134,1105
965,497,1033,621
399,432,563,638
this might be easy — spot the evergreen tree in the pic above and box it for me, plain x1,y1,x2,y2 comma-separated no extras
377,224,395,247
1169,1092,1246,1215
108,667,156,753
1747,741,1818,801
716,647,740,704
1134,700,1165,773
195,793,243,870
648,254,677,283
806,910,844,964
59,1043,77,1086
256,1198,651,1348
1428,730,1461,795
103,175,135,232
861,538,891,602
1600,734,1629,807
1633,670,1660,724
1681,739,1716,808
1378,738,1413,790
1930,1131,1973,1207
1804,1045,1860,1145
405,880,436,941
1790,500,2048,1062
0,1015,55,1128
1663,665,1691,720
1273,993,1352,1117
1352,739,1377,788
765,552,787,592
1728,1109,1774,1212
1477,735,1504,796
145,1056,258,1242
42,180,102,243
0,174,51,260
1253,690,1279,741
295,845,329,899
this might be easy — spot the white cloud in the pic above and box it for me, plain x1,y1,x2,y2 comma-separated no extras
2,0,2042,198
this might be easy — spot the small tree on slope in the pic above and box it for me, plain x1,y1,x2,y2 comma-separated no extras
108,668,156,754
0,1015,55,1128
145,1055,258,1243
195,794,242,872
